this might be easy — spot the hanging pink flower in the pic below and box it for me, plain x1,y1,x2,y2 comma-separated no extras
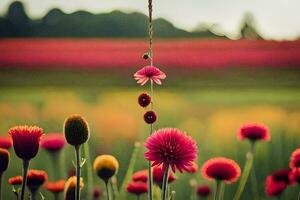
134,66,166,86
145,128,198,173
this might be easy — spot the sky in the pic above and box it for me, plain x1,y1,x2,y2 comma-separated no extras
0,0,300,40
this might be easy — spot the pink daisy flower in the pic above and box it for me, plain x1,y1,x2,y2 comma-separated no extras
144,128,198,173
40,133,65,152
134,66,166,86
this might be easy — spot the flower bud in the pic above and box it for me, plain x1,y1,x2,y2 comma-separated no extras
64,176,84,200
144,111,157,124
143,53,149,60
0,148,9,174
64,114,90,146
138,93,151,107
93,155,119,183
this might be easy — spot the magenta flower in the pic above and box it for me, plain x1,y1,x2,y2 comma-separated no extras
134,66,166,86
40,133,65,152
238,123,270,142
144,128,198,173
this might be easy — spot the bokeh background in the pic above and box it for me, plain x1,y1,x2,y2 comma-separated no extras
0,0,300,199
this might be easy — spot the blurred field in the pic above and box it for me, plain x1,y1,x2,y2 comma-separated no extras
1,39,300,200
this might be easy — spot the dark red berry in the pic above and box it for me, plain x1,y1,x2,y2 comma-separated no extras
144,111,157,124
138,93,151,107
143,53,149,60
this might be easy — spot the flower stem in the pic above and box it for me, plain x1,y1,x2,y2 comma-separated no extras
214,181,221,200
105,181,110,200
161,165,170,200
20,159,29,200
30,191,36,200
137,195,140,200
75,145,81,200
0,173,2,200
298,189,300,200
54,193,59,200
148,0,153,65
233,145,254,200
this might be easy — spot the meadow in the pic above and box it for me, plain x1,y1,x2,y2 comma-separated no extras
0,39,300,200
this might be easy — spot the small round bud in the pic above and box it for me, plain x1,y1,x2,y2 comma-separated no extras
0,148,9,174
143,53,149,59
144,111,157,124
93,155,119,183
138,93,151,107
64,114,90,146
64,176,84,200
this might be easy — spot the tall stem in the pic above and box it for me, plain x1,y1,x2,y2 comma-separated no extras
214,181,221,200
30,190,36,200
161,165,170,200
20,159,29,200
233,144,254,200
148,0,153,65
54,193,59,200
0,173,2,200
75,145,81,200
298,189,300,200
148,80,154,200
105,181,110,200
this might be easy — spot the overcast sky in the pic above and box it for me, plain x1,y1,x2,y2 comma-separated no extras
0,0,300,40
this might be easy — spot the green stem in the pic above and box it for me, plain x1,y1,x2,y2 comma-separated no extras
75,145,81,200
83,143,93,200
148,0,153,65
20,159,29,200
171,191,176,200
250,168,259,200
137,195,140,200
110,177,119,199
105,181,110,200
233,146,254,200
30,190,36,200
298,189,300,200
220,182,225,200
214,181,221,200
54,193,59,200
161,165,170,200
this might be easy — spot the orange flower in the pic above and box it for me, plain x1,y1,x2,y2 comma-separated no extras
8,176,23,185
45,180,65,193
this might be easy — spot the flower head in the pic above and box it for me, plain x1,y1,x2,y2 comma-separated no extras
265,175,287,196
8,125,43,160
40,133,65,152
126,181,148,196
196,185,211,197
290,168,300,184
271,169,293,185
93,187,102,199
138,93,151,107
64,114,90,146
185,162,198,174
152,165,176,186
93,155,119,182
132,169,148,183
8,176,23,186
134,66,166,86
145,128,198,173
144,111,157,124
290,148,300,169
201,157,241,184
64,176,84,200
238,123,270,142
44,180,65,194
0,137,12,149
26,170,48,192
0,148,9,174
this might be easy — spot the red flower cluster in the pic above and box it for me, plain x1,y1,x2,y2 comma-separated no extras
40,133,65,152
201,157,241,184
8,176,23,185
145,128,198,173
238,123,270,142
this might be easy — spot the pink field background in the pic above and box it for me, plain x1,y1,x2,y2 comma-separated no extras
0,39,300,69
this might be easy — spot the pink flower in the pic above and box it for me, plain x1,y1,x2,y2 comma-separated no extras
152,165,176,185
8,125,43,160
238,123,270,142
0,137,12,149
265,175,287,197
289,148,300,169
185,162,198,174
134,66,166,86
126,181,148,196
40,133,65,152
144,128,198,173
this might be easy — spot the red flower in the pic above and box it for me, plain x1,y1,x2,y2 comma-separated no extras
27,170,48,192
0,148,9,174
152,165,176,185
185,162,198,174
0,137,12,149
201,157,241,184
138,93,151,107
126,181,148,195
145,128,198,173
40,133,65,152
290,168,300,184
93,187,102,199
144,111,157,124
8,125,43,160
8,176,23,185
132,169,148,183
196,185,211,197
44,180,65,193
265,175,286,196
290,148,300,169
134,66,166,86
271,169,293,185
238,123,270,142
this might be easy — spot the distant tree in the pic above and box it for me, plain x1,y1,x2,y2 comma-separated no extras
239,12,262,40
